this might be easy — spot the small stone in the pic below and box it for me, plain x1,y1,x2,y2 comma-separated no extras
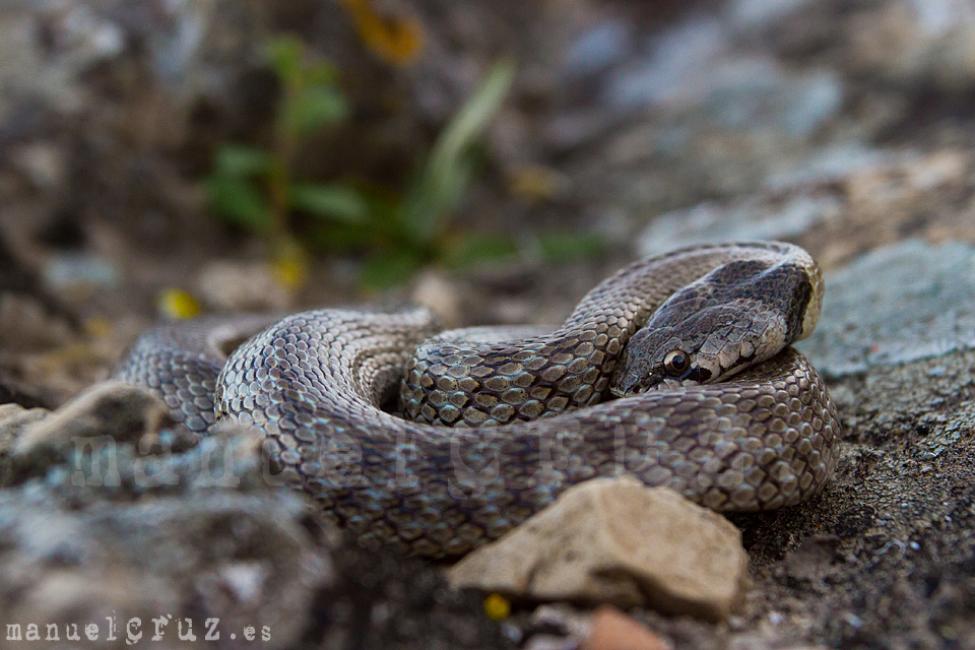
448,476,748,621
0,404,50,479
197,260,291,311
0,403,50,445
530,603,592,642
583,606,672,650
13,381,167,463
412,271,462,327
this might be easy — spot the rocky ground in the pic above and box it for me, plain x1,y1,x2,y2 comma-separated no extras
2,0,975,649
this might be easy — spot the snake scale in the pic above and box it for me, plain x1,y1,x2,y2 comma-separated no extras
117,241,842,557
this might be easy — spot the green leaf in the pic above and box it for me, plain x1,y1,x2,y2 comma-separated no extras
205,175,272,232
305,61,339,86
283,86,348,135
307,222,371,252
442,233,518,268
214,145,272,177
401,59,515,241
267,36,304,86
360,250,424,290
537,232,607,262
290,183,369,223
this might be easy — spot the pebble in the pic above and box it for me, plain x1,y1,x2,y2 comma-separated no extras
411,270,462,327
0,403,50,481
448,476,748,621
0,403,50,443
582,606,672,650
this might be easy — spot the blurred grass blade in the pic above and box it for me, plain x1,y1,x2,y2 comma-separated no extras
290,183,369,223
214,145,272,177
402,59,515,241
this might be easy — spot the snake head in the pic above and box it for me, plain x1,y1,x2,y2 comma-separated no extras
608,261,810,398
609,324,713,396
610,306,786,397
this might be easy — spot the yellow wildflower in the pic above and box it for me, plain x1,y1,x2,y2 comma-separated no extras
483,593,511,621
158,289,202,320
339,0,423,66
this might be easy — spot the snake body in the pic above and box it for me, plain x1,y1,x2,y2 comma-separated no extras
117,242,841,557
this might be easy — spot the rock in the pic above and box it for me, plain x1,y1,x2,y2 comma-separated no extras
0,399,512,649
846,0,975,87
0,403,49,441
583,606,673,650
9,382,167,482
42,252,119,296
524,635,578,650
0,403,49,478
531,604,593,640
637,193,841,257
448,477,748,621
12,142,65,190
14,381,166,454
197,259,292,311
411,270,462,327
636,148,973,270
762,144,897,192
522,604,593,649
0,488,330,650
799,240,975,377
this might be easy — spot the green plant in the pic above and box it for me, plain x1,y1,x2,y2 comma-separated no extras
206,37,368,285
206,36,603,290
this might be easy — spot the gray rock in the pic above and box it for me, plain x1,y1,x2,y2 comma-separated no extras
0,404,49,480
638,194,840,257
17,381,166,450
0,403,49,443
799,239,975,377
0,391,514,649
0,487,330,649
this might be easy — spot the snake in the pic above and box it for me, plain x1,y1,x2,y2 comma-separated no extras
116,241,842,558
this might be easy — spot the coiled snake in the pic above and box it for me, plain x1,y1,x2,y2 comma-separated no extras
117,242,841,557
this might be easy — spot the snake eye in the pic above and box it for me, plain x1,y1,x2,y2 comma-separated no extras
663,349,690,376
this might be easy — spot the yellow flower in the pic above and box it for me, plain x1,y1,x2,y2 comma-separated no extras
483,593,511,621
339,0,423,66
158,288,201,320
271,247,309,291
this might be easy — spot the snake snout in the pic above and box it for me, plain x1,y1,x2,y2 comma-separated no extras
608,370,664,399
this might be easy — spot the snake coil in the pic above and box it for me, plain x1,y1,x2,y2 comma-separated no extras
118,242,841,557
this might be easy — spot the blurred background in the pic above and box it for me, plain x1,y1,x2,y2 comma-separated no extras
3,0,975,407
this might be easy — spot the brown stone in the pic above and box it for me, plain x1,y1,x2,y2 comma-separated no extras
583,606,672,650
448,476,749,621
